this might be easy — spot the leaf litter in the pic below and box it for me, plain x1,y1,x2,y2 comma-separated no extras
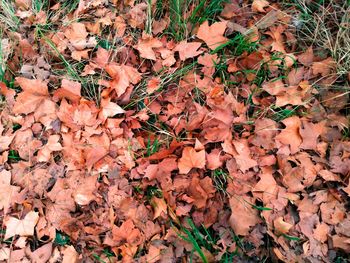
0,0,350,262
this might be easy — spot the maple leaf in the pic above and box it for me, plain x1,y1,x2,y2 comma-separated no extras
73,175,99,205
0,170,20,214
13,77,49,114
146,77,161,94
4,211,39,240
275,116,302,154
251,118,277,150
98,99,125,121
174,41,203,61
206,149,223,170
299,121,325,150
135,34,163,60
312,57,336,77
262,79,284,95
178,147,206,174
37,135,63,162
27,242,53,263
197,21,228,50
265,25,286,53
252,0,270,13
188,176,216,208
106,64,141,97
64,22,89,50
53,79,81,103
151,197,167,219
229,195,260,236
232,139,258,172
275,86,303,107
298,47,314,66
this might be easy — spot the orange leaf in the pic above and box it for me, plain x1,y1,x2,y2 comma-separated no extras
53,79,81,103
37,135,63,162
197,21,228,50
274,217,293,234
178,147,206,174
174,41,203,61
151,197,167,219
13,77,49,114
146,77,161,94
106,64,141,97
98,99,125,121
135,34,163,60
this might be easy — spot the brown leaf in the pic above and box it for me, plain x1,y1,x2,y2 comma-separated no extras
62,245,79,263
312,57,336,77
5,211,39,240
229,195,260,236
178,147,206,174
146,77,161,94
232,139,258,172
275,116,302,154
0,170,20,214
27,242,52,263
252,0,270,13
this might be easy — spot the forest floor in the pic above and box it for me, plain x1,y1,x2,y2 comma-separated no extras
1,0,350,262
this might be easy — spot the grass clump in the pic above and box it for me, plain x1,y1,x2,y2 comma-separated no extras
288,0,350,77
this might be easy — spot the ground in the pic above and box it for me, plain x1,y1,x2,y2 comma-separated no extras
0,0,350,262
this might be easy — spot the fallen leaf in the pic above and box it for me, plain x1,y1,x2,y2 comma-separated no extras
232,139,258,172
274,217,293,234
312,57,336,77
37,135,63,162
135,34,163,60
229,195,260,236
5,211,39,240
106,64,141,97
151,197,167,219
252,0,270,13
178,147,206,174
13,77,49,114
197,21,228,50
332,235,350,252
0,170,20,214
275,116,302,154
146,77,161,94
62,246,79,263
174,41,203,61
99,99,125,121
53,79,81,103
26,242,52,263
